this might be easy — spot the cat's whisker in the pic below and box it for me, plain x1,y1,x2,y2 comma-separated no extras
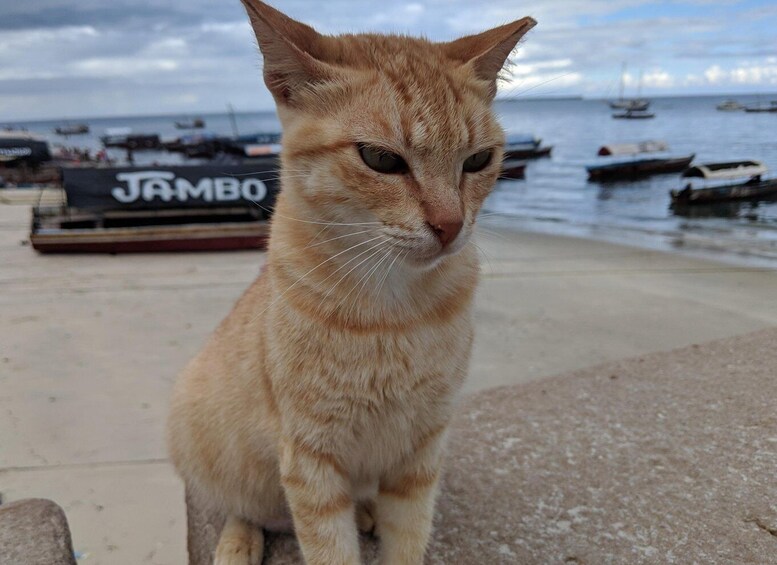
242,234,387,327
374,248,407,300
320,238,391,302
474,226,511,243
343,247,395,323
304,228,374,250
468,240,496,276
245,197,381,227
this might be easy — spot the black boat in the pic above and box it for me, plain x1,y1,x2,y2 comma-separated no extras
499,159,526,179
587,140,692,182
101,128,161,150
174,118,206,129
30,164,281,253
613,110,655,119
670,161,777,205
588,155,694,182
743,101,777,113
0,132,51,166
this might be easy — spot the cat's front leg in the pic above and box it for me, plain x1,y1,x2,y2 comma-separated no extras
374,432,446,565
279,438,361,565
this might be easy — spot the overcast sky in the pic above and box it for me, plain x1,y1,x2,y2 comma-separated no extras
2,0,776,120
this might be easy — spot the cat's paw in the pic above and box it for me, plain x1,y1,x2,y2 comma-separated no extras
214,518,264,565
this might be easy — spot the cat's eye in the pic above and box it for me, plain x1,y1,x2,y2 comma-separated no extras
463,149,493,173
358,144,408,174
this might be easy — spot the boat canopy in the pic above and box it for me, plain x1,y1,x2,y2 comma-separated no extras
682,160,767,180
0,131,51,164
505,133,540,147
598,140,668,156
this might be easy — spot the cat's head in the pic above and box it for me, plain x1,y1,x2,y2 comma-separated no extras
242,0,535,268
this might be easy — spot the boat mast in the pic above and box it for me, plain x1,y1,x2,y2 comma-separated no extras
619,62,626,102
637,70,643,100
227,103,239,138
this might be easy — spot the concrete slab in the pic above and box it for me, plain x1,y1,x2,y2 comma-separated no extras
2,201,777,563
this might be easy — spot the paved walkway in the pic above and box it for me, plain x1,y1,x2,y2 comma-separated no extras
1,202,776,563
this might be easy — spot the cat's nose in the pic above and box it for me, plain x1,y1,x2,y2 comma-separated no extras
427,218,463,247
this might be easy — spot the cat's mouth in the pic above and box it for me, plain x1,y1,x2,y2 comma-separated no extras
402,234,469,268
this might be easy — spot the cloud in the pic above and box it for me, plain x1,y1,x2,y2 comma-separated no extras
2,0,777,120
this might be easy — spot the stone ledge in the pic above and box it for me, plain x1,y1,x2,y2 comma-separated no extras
185,328,777,564
0,498,76,565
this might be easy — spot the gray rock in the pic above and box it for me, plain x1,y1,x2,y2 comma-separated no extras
0,499,76,565
186,328,777,564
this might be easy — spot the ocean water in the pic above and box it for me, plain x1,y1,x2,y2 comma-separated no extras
5,94,777,266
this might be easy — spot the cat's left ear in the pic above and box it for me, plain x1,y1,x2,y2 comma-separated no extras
442,17,537,98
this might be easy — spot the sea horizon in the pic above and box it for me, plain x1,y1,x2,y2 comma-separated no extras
4,91,777,125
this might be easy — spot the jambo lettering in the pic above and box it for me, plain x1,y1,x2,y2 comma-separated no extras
111,171,268,204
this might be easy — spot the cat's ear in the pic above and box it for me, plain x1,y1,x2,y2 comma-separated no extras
442,18,537,97
240,0,337,106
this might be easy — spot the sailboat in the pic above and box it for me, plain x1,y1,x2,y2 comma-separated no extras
609,64,650,111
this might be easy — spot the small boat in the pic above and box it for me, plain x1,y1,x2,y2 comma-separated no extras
499,159,526,179
588,140,692,182
174,118,206,129
608,64,650,111
609,99,650,111
743,101,777,113
100,128,161,150
223,132,283,156
0,131,51,166
670,161,777,205
613,110,655,119
716,100,743,111
164,133,226,158
503,134,552,160
55,123,90,135
588,155,694,182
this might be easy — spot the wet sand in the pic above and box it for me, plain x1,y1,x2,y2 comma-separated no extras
2,199,777,563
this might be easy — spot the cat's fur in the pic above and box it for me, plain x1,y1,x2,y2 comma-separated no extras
167,2,535,564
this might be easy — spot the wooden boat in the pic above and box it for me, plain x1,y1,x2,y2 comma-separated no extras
499,159,526,179
55,124,90,135
613,110,655,119
588,154,694,182
31,208,271,253
174,118,206,129
670,161,777,205
588,140,692,182
30,164,280,253
503,134,552,160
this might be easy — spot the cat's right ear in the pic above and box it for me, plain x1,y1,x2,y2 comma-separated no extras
442,17,537,98
240,0,336,107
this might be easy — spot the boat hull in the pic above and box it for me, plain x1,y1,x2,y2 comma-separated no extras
588,155,694,182
670,178,777,205
31,218,270,254
499,159,527,179
503,146,552,160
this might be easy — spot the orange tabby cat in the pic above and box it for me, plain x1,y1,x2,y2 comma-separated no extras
167,2,535,564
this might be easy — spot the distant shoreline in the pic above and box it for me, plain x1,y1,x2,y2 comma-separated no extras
5,92,777,124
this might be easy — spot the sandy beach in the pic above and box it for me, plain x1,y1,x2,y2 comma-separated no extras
2,199,777,564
